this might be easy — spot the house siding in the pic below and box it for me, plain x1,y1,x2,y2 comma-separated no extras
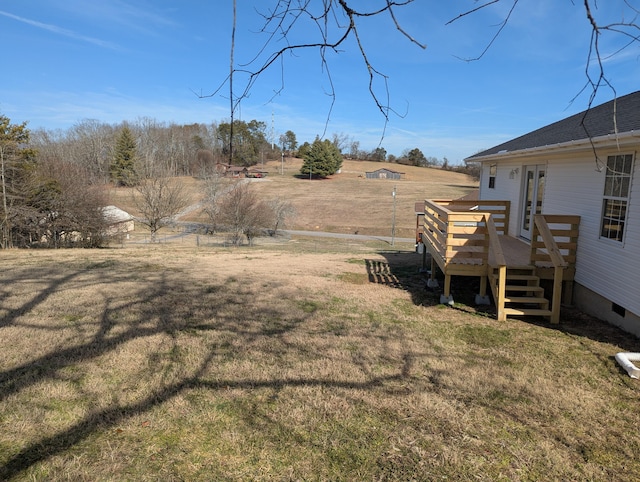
478,151,640,328
545,153,640,319
479,161,534,237
470,92,640,334
481,152,640,322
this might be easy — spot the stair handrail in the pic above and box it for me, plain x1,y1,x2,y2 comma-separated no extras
533,214,566,324
533,215,568,268
485,214,506,266
485,214,507,321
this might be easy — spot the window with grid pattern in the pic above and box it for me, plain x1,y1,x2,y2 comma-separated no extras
601,154,633,242
488,164,496,189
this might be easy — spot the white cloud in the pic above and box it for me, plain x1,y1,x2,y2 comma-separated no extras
0,10,119,49
54,0,178,35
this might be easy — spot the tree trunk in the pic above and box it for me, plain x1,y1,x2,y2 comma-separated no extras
0,147,10,248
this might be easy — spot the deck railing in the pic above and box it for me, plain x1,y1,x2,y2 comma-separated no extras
485,214,507,321
423,200,510,303
532,214,581,323
430,199,510,234
423,200,579,324
423,200,510,268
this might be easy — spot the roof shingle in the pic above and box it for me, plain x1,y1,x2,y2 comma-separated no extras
467,90,640,159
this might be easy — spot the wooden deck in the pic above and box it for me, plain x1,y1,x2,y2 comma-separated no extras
490,235,530,268
422,199,580,324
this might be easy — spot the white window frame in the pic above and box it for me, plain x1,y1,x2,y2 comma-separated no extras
488,164,497,189
600,153,634,243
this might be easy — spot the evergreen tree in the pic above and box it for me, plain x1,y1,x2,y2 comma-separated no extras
300,137,342,178
297,141,311,159
111,126,138,186
0,114,34,248
279,130,298,154
217,119,268,166
406,147,427,167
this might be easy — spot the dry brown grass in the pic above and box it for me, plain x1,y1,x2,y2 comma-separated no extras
247,158,477,237
107,159,477,239
1,242,640,481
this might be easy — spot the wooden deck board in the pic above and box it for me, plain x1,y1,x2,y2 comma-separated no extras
489,235,531,268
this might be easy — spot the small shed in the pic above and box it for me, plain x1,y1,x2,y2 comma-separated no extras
365,168,404,180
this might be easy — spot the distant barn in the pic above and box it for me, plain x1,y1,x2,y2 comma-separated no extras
365,168,404,180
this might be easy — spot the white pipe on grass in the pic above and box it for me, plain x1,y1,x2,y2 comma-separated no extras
615,352,640,379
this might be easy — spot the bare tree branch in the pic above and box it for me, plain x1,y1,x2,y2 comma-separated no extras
201,1,425,145
229,0,237,164
198,1,640,158
449,0,520,62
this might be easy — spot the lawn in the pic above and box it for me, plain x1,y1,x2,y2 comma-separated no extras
107,158,478,239
1,241,640,481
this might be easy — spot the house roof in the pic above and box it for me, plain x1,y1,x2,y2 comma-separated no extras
102,205,133,223
366,168,405,174
467,90,640,160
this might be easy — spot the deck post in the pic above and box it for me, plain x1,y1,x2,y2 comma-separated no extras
496,265,507,321
441,274,454,305
563,280,574,306
475,275,490,305
421,242,428,271
479,275,487,297
427,256,439,288
551,266,563,324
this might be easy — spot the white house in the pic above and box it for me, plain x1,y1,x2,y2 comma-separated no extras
465,91,640,336
102,205,134,235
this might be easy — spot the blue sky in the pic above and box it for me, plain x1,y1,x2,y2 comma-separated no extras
1,1,639,163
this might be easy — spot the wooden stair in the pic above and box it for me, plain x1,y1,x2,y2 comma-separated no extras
490,267,552,318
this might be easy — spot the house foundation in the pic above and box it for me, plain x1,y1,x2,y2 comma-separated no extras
574,283,640,338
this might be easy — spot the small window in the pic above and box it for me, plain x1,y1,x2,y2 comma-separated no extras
488,164,497,189
612,302,626,318
601,154,633,242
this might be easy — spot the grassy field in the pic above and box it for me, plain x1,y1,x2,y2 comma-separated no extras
107,158,478,239
2,239,640,481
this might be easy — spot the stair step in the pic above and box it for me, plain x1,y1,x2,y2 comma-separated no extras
490,274,540,284
505,274,539,281
504,296,549,305
505,285,544,293
504,308,552,317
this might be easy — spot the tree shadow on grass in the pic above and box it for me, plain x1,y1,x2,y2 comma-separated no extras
366,251,487,311
0,256,422,479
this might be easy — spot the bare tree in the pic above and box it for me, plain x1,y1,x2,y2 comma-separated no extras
201,170,228,232
217,182,268,246
266,197,296,236
67,119,115,183
134,174,189,242
30,158,108,248
349,140,360,160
